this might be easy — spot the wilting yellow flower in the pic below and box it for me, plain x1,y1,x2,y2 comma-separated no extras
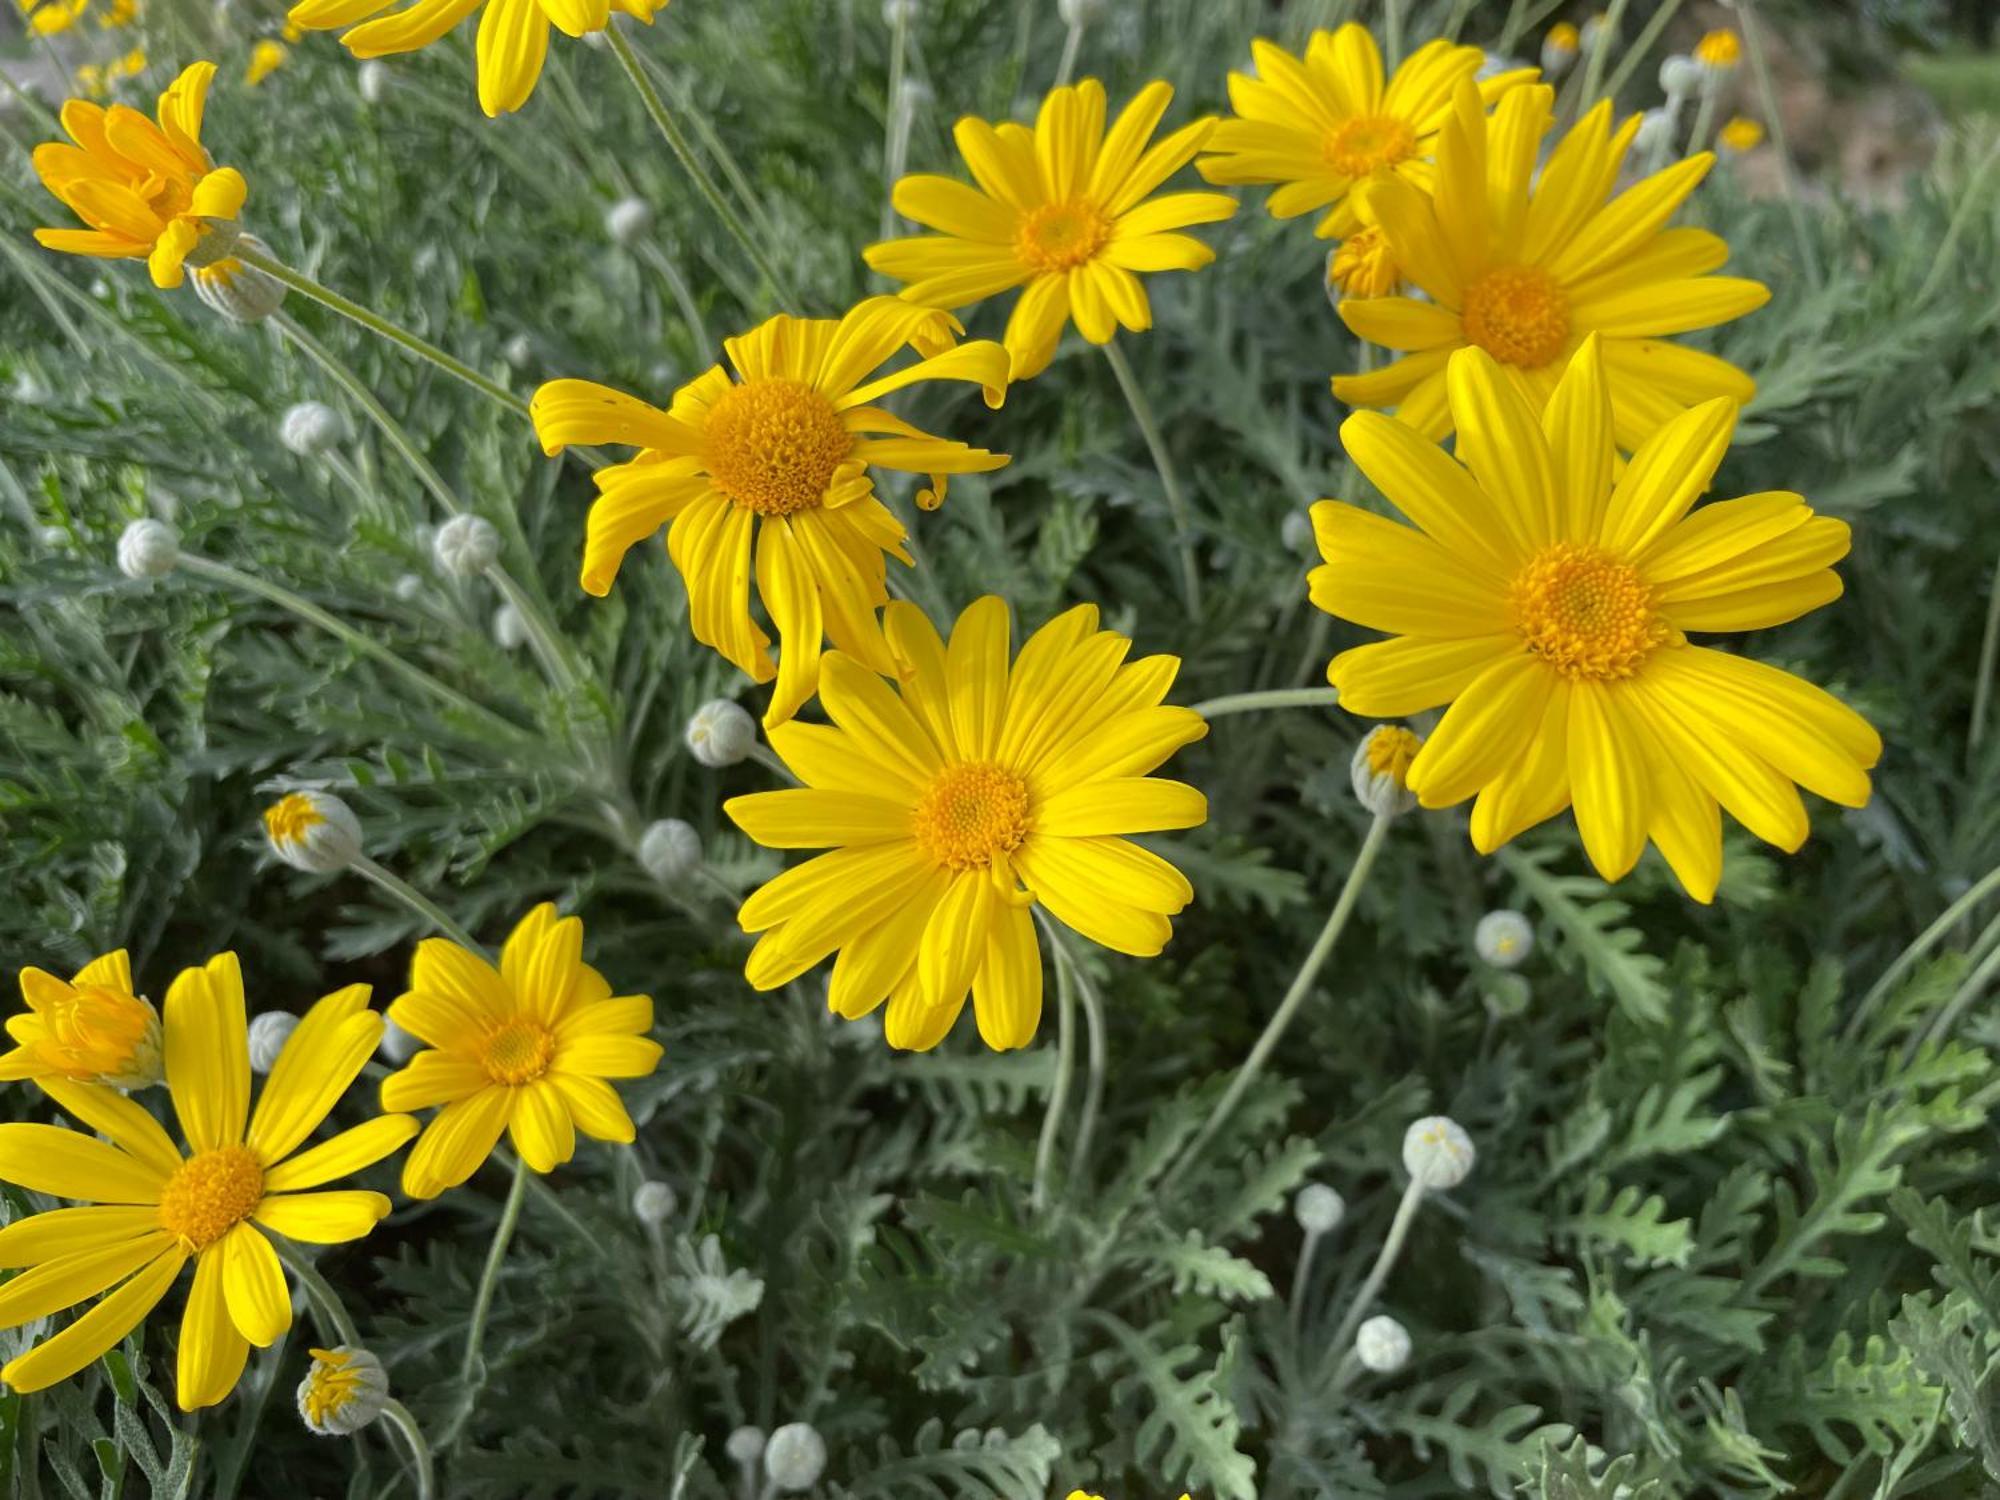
725,596,1207,1052
287,0,665,116
32,61,247,290
1332,81,1768,450
1694,29,1742,70
1,950,161,1090
22,0,87,34
1326,183,1399,299
1718,116,1765,153
246,39,289,85
1199,24,1530,240
865,79,1236,381
532,299,1011,728
1311,340,1879,902
381,904,661,1199
0,955,415,1407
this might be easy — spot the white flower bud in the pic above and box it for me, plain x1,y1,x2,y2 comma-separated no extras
492,602,528,650
725,1426,766,1468
1538,30,1578,76
280,400,345,457
1280,509,1314,557
1351,725,1421,818
580,25,609,46
393,573,423,602
1634,107,1676,158
1579,11,1611,51
247,1011,298,1074
638,818,702,885
503,332,534,370
379,1017,419,1064
604,195,654,246
1355,1314,1411,1373
1658,54,1703,101
764,1423,827,1493
686,699,756,768
1474,909,1535,969
117,519,179,579
432,514,499,577
191,236,286,323
297,1346,390,1436
263,790,363,874
1403,1116,1475,1190
357,59,388,103
1294,1183,1345,1236
633,1179,678,1226
1057,0,1104,24
881,0,918,23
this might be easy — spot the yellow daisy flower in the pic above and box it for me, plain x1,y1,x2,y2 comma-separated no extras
97,0,140,27
1332,81,1770,450
1326,182,1399,300
0,955,416,1408
864,79,1238,382
381,904,662,1199
286,0,664,117
21,0,87,34
532,298,1012,728
1,950,162,1091
245,39,289,86
1197,24,1532,239
724,596,1208,1052
31,61,248,290
1694,29,1742,70
1311,339,1880,903
1718,116,1765,153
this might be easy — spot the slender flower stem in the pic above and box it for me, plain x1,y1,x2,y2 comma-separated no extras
747,743,800,785
1327,1175,1425,1362
379,1399,439,1500
637,240,712,356
1971,548,2000,758
1192,686,1341,720
1382,0,1404,69
1055,927,1106,1186
1686,86,1720,157
461,1157,530,1392
1576,0,1629,107
486,565,585,698
1030,943,1077,1214
1600,0,1686,101
1164,814,1393,1189
1908,910,2000,1062
272,1237,362,1346
1735,0,1820,289
231,244,529,420
880,1,911,242
1920,131,2000,309
1846,861,2000,1039
350,854,485,954
605,27,797,308
1290,1225,1325,1326
1101,339,1202,617
1054,19,1084,88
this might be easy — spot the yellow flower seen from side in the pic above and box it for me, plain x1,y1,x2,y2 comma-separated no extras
532,298,1012,728
1199,23,1532,240
1326,182,1400,300
246,39,289,86
97,0,139,25
865,79,1237,381
1694,29,1742,69
1311,339,1880,902
287,0,666,116
32,61,247,290
22,0,87,34
381,904,662,1199
724,596,1208,1052
0,955,416,1408
1719,116,1765,153
1,950,161,1091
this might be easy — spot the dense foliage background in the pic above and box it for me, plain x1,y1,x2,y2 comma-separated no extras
3,0,2000,1494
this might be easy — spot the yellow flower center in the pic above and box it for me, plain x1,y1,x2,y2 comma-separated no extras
40,983,151,1079
1460,265,1572,369
912,762,1031,872
481,1016,555,1085
1323,114,1417,178
1365,726,1423,785
157,1146,264,1251
704,378,853,517
262,792,325,849
301,1349,365,1426
1329,225,1398,299
1511,543,1672,680
1015,199,1112,272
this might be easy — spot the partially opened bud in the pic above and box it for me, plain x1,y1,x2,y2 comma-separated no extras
192,236,286,323
297,1346,390,1436
1539,22,1579,75
1474,910,1534,969
1351,726,1422,818
1402,1116,1475,1190
263,791,363,874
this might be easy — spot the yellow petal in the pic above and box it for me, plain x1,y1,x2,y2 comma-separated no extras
399,1087,513,1199
0,1246,184,1395
176,1248,249,1410
262,1114,419,1192
0,1123,164,1204
0,1232,173,1326
971,902,1042,1051
1566,684,1651,882
1014,838,1174,956
1405,652,1553,807
252,1189,392,1243
1035,778,1206,836
164,953,249,1153
0,1205,164,1270
247,985,379,1164
218,1223,289,1346
473,0,547,112
36,1078,181,1179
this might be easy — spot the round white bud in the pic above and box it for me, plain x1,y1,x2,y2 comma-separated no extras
1579,11,1611,50
1538,35,1577,76
247,1011,298,1074
1280,509,1315,557
686,699,757,768
432,514,499,577
637,818,702,885
1350,725,1421,818
1402,1116,1475,1190
492,603,528,651
633,1179,678,1226
263,790,364,874
117,519,179,580
296,1346,390,1436
1294,1182,1345,1236
379,1017,419,1064
191,236,286,323
503,332,535,370
1474,909,1535,969
1634,107,1676,157
764,1424,827,1493
280,400,345,457
1056,0,1105,24
725,1426,766,1468
604,196,654,246
357,59,388,103
1658,54,1703,100
1355,1314,1411,1373
393,573,423,602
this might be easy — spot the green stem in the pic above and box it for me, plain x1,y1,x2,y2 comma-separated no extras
444,1154,530,1449
1054,19,1084,87
1193,686,1341,719
1687,87,1719,157
1846,862,2000,1039
1908,910,2000,1061
1383,0,1404,68
881,1,910,242
350,854,485,955
1289,1226,1325,1326
1970,547,2000,757
1051,923,1106,1187
272,1237,363,1347
1101,339,1202,618
1576,0,1629,108
1030,942,1076,1214
1919,131,2000,308
1600,0,1687,102
1327,1174,1424,1366
379,1399,438,1500
1735,0,1821,288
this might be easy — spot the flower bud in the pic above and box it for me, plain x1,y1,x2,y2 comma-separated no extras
297,1346,390,1436
1280,509,1314,557
280,400,345,457
1718,116,1765,154
881,0,918,23
686,699,756,768
1402,1116,1475,1190
191,238,284,324
1293,1182,1345,1236
393,573,423,602
9,955,163,1090
503,332,535,370
432,514,499,577
356,59,387,103
117,518,179,579
633,1179,678,1226
492,602,528,651
263,790,363,874
1539,22,1579,75
247,1011,298,1073
182,218,243,273
638,818,702,885
725,1426,767,1468
1474,909,1534,969
379,1017,419,1064
1694,27,1741,75
1355,1314,1410,1373
1350,725,1422,818
1633,107,1675,158
764,1423,827,1493
1579,9,1611,51
1056,0,1104,24
604,195,654,245
1658,54,1702,101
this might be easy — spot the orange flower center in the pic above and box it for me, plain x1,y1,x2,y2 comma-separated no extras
40,983,152,1078
1511,544,1672,680
157,1146,264,1251
481,1016,555,1086
1365,726,1423,784
1460,265,1571,369
1015,199,1112,272
1323,114,1417,178
704,378,852,517
912,762,1030,872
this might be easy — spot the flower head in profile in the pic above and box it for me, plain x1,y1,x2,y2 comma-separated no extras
246,39,288,86
724,596,1207,1052
1311,339,1879,902
0,955,415,1408
1,950,161,1090
865,79,1237,381
1332,82,1768,450
287,0,665,116
1325,181,1399,300
381,904,661,1199
533,298,1011,727
20,0,86,33
1198,24,1531,240
32,61,246,289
